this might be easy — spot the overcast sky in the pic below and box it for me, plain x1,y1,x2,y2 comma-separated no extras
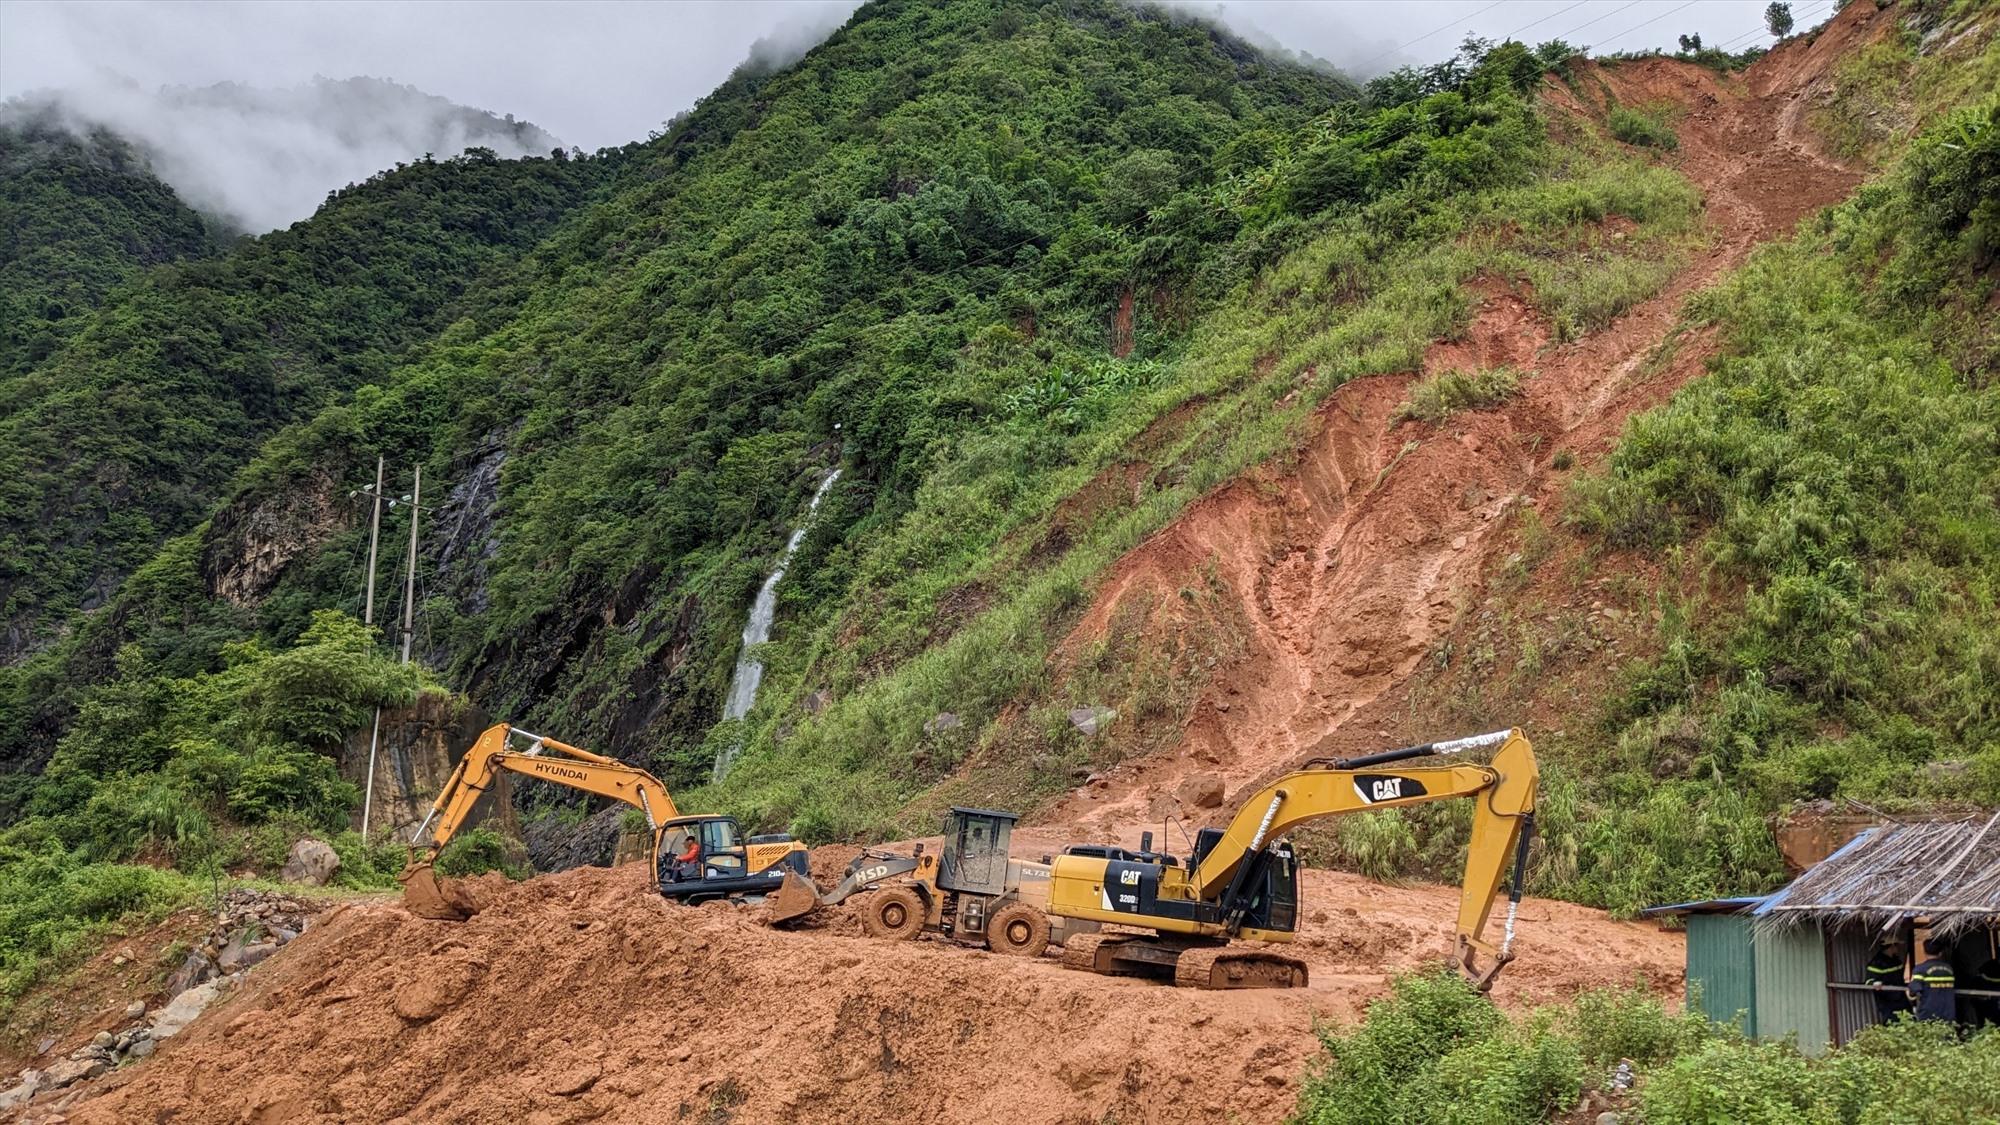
3,0,1817,151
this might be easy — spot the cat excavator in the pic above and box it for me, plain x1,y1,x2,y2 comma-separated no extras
398,722,812,920
1046,728,1539,990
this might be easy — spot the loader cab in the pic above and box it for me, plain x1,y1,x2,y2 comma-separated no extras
937,807,1016,896
656,814,806,903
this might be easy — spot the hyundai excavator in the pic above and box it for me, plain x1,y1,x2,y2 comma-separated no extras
398,722,812,921
1046,728,1538,990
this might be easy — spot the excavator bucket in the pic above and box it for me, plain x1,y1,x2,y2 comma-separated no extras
398,859,479,921
763,869,823,926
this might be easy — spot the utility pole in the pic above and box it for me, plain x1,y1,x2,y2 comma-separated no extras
361,456,385,626
360,457,386,840
400,465,422,665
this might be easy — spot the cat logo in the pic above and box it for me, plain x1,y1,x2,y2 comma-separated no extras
1353,774,1428,804
1119,869,1141,886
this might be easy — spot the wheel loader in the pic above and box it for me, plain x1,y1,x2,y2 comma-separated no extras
767,806,1097,955
398,722,811,920
1045,728,1540,990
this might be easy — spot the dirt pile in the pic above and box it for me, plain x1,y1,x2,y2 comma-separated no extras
1042,9,1877,846
53,861,1676,1125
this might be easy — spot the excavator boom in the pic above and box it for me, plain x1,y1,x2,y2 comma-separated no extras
1047,728,1538,989
399,723,681,919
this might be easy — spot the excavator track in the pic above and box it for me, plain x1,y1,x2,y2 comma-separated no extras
1060,933,1146,976
1171,946,1309,990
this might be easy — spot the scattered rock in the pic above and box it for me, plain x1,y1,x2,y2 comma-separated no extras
923,711,962,735
123,1000,146,1020
1068,706,1116,736
1597,1114,1622,1125
801,688,831,715
218,937,279,973
1084,773,1110,790
40,1058,105,1090
150,981,226,1041
89,1032,113,1050
126,1039,156,1061
164,949,217,996
1175,774,1226,809
273,927,299,945
280,838,340,886
0,1070,41,1112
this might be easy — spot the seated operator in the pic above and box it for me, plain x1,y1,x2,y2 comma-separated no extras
673,832,702,882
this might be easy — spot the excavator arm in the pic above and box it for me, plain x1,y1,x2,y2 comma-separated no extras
1049,728,1537,990
1193,728,1538,987
398,723,680,919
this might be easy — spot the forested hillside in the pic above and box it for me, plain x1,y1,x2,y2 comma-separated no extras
1,0,1996,1023
0,111,216,376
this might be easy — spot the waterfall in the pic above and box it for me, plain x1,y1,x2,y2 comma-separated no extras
713,468,841,781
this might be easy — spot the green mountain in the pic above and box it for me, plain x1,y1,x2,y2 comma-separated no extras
0,110,216,376
0,0,1995,1013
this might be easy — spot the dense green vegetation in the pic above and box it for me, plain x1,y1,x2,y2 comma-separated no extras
0,110,216,376
1294,968,2000,1124
0,612,416,1010
708,35,1702,838
0,144,605,666
1551,92,2000,914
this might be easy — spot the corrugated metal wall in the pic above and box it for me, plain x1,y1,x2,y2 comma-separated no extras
1827,929,1877,1047
1687,914,1757,1035
1756,925,1833,1055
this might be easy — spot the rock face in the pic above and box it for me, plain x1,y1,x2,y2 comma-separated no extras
280,838,340,886
336,691,499,841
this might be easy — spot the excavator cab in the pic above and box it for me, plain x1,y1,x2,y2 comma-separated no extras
655,814,807,903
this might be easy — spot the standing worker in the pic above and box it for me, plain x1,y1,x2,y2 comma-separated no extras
1908,937,1957,1024
1866,936,1911,1024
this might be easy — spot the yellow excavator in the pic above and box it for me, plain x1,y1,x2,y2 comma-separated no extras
398,722,813,920
1047,728,1538,989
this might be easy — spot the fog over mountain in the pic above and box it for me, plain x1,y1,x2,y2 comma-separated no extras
2,77,560,232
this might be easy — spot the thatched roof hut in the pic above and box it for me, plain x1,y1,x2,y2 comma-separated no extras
1754,811,2000,937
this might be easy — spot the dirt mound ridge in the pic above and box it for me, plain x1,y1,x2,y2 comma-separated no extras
56,860,1676,1125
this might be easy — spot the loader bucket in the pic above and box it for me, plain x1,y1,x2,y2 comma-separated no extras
763,869,822,926
398,860,479,921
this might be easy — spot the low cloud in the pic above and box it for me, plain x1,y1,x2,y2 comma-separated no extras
6,77,560,233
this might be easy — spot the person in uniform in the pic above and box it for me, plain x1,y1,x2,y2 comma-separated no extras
1866,936,1911,1024
1908,937,1957,1024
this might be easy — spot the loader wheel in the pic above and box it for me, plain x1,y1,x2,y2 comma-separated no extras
985,902,1050,958
861,886,926,941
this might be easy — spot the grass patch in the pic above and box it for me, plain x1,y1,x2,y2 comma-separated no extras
1608,104,1680,150
1395,365,1523,423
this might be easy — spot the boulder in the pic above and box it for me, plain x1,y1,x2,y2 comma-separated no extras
0,1070,41,1112
89,1031,113,1050
280,838,340,886
217,933,279,973
163,949,216,996
41,1057,105,1089
1175,774,1226,809
150,980,225,1041
122,1000,146,1020
126,1038,156,1060
1068,706,1116,737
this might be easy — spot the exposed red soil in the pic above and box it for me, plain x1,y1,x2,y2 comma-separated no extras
28,11,1902,1124
58,860,1677,1125
1041,12,1875,846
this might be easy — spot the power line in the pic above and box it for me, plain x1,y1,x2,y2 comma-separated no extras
1350,0,1511,73
1547,0,1649,46
1591,0,1703,54
1498,0,1594,42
